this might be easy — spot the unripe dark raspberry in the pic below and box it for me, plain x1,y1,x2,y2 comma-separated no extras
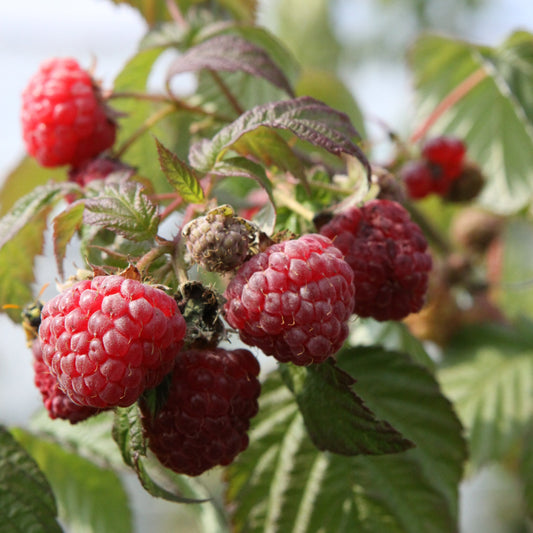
141,347,261,477
38,275,187,409
224,233,355,366
182,205,256,273
450,207,503,255
444,162,485,202
320,199,432,321
32,340,102,424
68,156,134,188
21,57,117,168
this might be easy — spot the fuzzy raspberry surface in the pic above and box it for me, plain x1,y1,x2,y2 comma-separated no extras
320,200,432,321
38,275,186,409
141,347,260,477
21,57,116,168
32,340,101,424
224,233,355,366
183,208,253,273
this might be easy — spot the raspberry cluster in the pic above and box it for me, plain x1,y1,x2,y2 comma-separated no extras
141,347,260,476
401,136,466,199
21,57,116,168
224,233,355,366
319,199,432,321
38,275,186,409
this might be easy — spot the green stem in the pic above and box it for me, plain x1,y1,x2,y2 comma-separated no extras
273,190,314,222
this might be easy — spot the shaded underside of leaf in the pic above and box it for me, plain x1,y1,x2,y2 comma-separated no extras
0,425,61,533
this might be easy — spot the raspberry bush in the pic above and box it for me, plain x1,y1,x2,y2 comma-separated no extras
2,2,533,532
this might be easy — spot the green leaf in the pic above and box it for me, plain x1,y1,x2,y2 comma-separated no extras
281,360,414,456
0,212,47,320
52,201,85,279
439,322,533,469
112,404,147,469
231,127,307,183
0,182,70,250
112,47,171,188
12,428,132,533
0,156,67,216
107,0,170,25
167,34,294,97
410,31,533,213
338,346,466,518
196,24,300,86
29,410,123,469
519,423,533,518
226,371,457,533
274,0,341,71
189,96,368,173
112,405,206,504
83,180,159,241
350,318,435,370
155,137,206,203
489,218,533,319
0,426,61,533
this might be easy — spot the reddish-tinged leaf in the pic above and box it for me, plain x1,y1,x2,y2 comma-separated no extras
167,34,294,97
189,96,369,176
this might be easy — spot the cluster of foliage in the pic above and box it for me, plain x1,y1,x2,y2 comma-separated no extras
3,0,533,531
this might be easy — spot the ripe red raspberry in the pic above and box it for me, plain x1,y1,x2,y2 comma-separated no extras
21,57,117,168
32,340,101,424
38,275,186,409
422,136,466,170
141,347,260,477
319,199,432,321
400,160,434,199
223,234,355,366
